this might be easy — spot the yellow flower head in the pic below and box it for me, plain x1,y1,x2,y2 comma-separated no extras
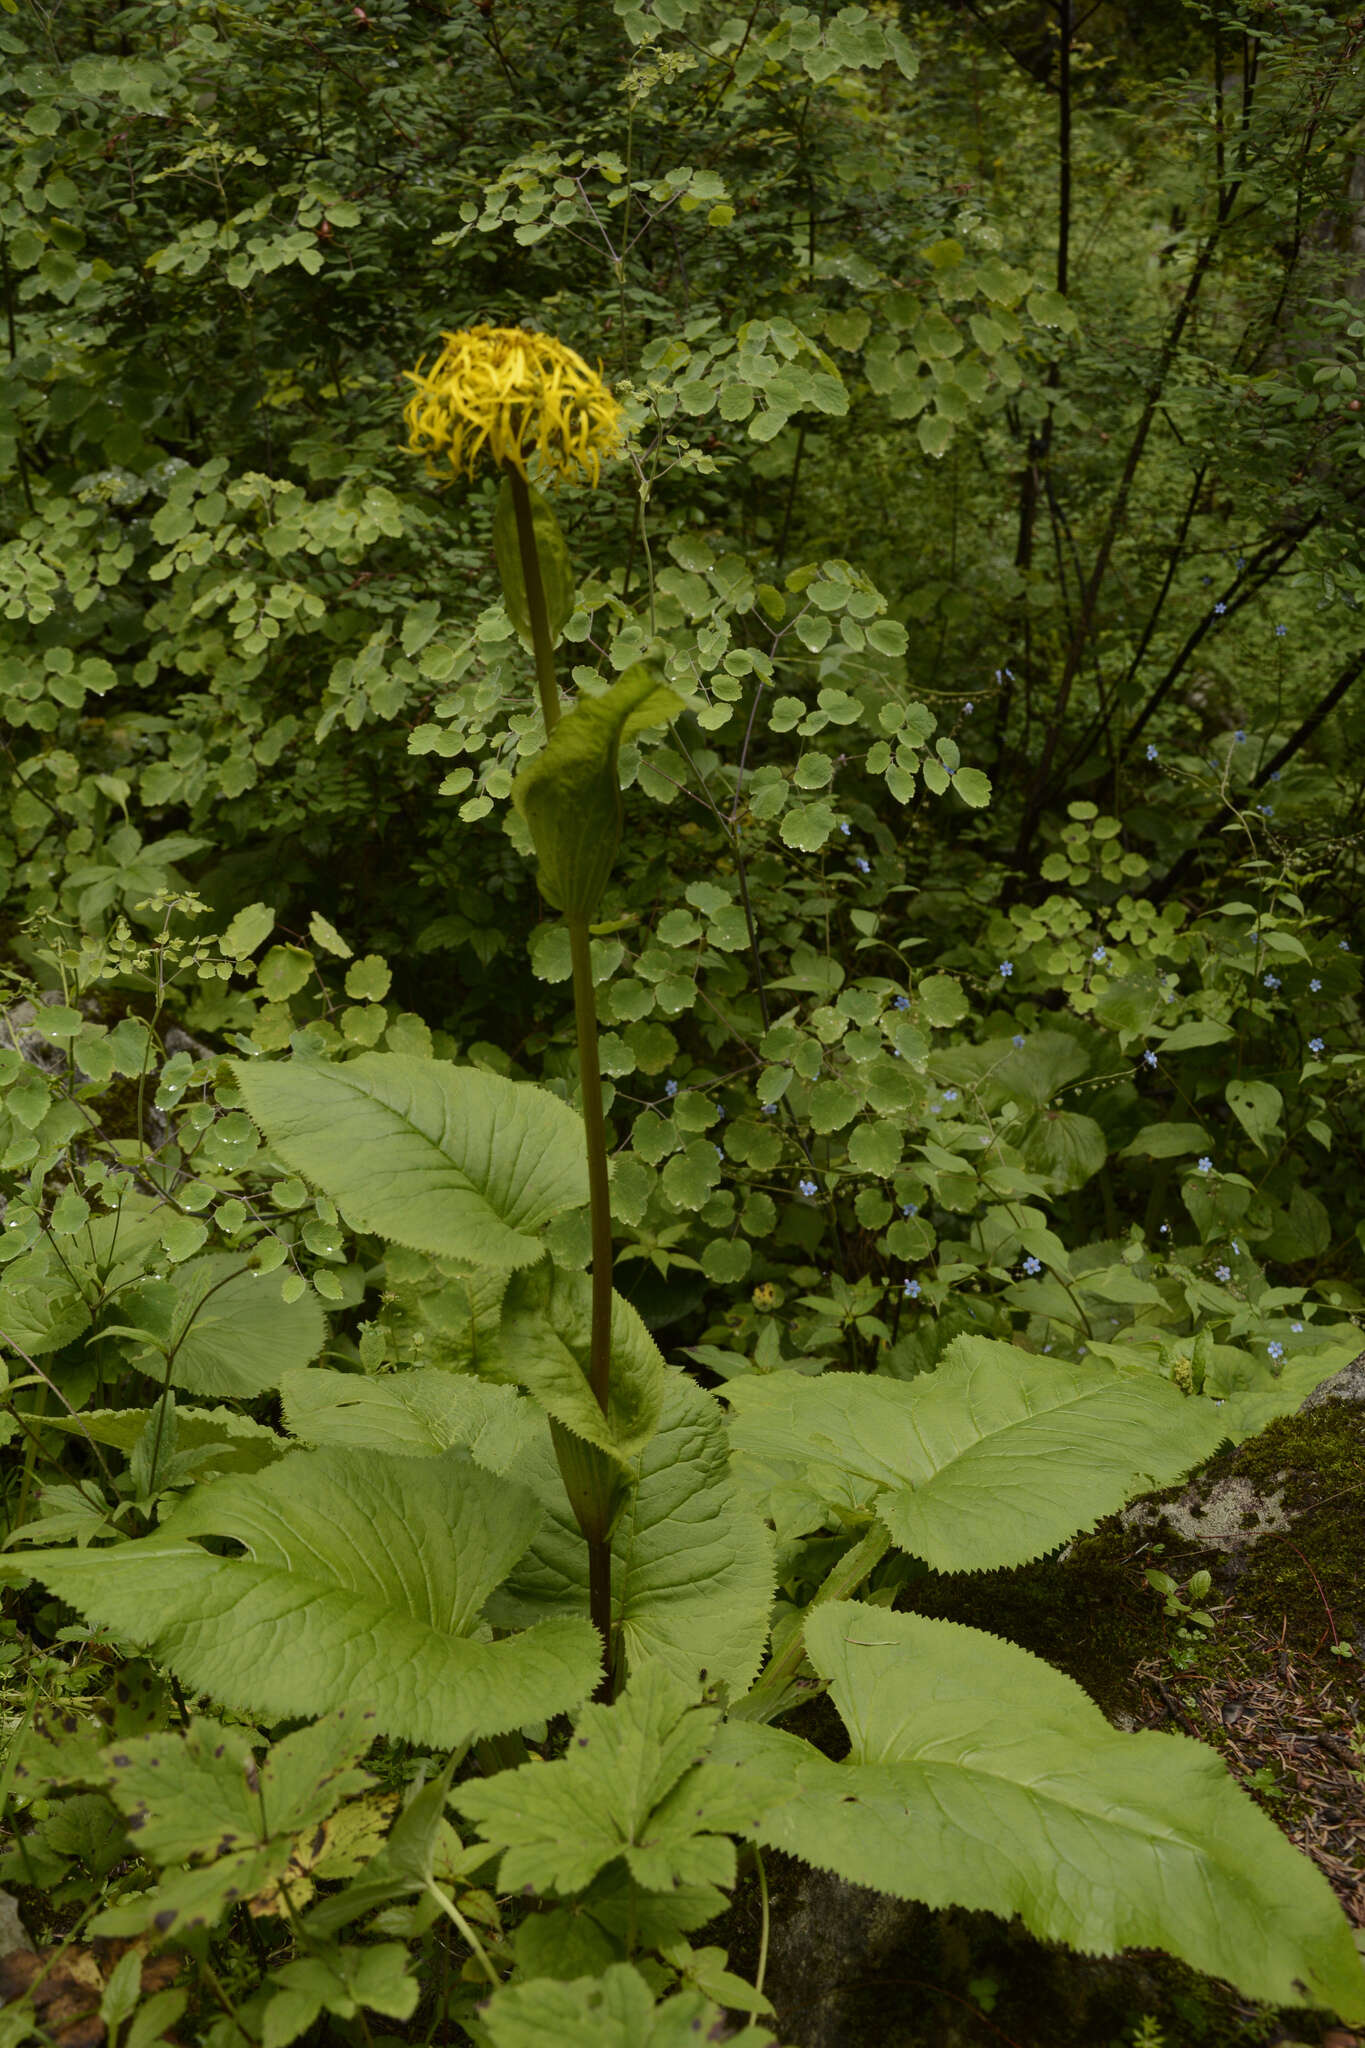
402,325,624,488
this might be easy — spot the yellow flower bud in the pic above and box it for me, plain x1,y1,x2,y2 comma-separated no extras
402,325,624,488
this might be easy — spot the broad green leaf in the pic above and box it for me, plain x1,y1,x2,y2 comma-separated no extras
1020,1108,1107,1192
929,1030,1088,1110
1,1448,600,1749
1226,1078,1282,1152
122,1254,326,1398
715,1605,1365,2021
282,1365,535,1472
35,1404,281,1476
231,1053,588,1267
0,1248,91,1353
455,1664,733,1895
479,1966,767,2048
492,475,575,651
1158,1019,1233,1051
512,667,683,918
492,1377,774,1696
726,1339,1227,1570
1119,1122,1211,1160
488,1261,667,1467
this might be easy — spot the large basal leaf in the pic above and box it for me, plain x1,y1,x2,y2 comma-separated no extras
490,1376,774,1698
488,1261,667,1466
714,1604,1365,2021
231,1053,588,1267
282,1365,536,1473
0,1448,600,1748
726,1337,1228,1570
121,1253,326,1398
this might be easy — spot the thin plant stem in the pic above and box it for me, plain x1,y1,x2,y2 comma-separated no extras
754,1844,771,2003
730,1524,892,1723
424,1879,500,1991
507,466,562,734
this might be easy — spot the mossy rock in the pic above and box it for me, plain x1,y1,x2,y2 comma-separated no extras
720,1362,1365,2047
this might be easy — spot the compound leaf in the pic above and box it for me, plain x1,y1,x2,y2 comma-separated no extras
454,1663,733,1896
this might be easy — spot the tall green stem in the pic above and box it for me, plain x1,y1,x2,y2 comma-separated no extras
505,479,616,1695
568,913,613,1417
567,910,616,1700
507,466,561,734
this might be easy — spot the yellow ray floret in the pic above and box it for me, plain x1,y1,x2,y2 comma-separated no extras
402,325,624,487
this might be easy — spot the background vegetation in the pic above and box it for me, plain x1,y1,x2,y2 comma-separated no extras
3,1,1365,2043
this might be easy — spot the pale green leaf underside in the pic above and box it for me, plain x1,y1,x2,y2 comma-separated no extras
489,1262,667,1466
726,1336,1227,1569
230,1053,588,1267
490,1377,774,1697
282,1365,537,1474
714,1604,1365,2021
1,1447,599,1748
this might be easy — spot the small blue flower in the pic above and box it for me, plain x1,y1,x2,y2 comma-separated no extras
1202,575,1212,586
798,1178,817,1197
944,1088,959,1102
903,1277,920,1299
855,857,870,873
1309,1036,1324,1053
714,1145,723,1160
715,1106,725,1119
1197,1156,1212,1172
762,1103,777,1114
1263,973,1279,990
1340,939,1350,951
1236,556,1245,568
1022,1254,1041,1275
1216,1265,1231,1282
1268,1340,1284,1361
1292,1321,1303,1332
1143,1049,1157,1068
1160,1222,1170,1234
1146,743,1159,761
964,701,974,714
1235,728,1246,743
1012,1033,1025,1048
1214,602,1227,616
1231,1241,1240,1254
840,821,851,835
665,1078,678,1098
1000,960,1014,978
894,994,910,1010
1092,946,1107,964
1259,805,1274,817
1275,623,1287,637
901,1203,918,1217
1310,977,1322,991
930,1102,941,1115
1270,769,1281,782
